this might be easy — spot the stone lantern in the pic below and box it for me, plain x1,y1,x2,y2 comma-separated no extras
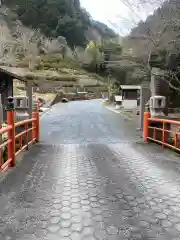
14,96,31,143
149,95,166,117
14,96,29,122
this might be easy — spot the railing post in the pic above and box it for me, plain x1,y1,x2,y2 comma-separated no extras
6,96,15,167
143,112,150,142
32,103,37,141
36,103,40,142
162,121,165,148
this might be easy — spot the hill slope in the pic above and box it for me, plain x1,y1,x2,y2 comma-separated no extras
3,0,117,48
127,0,180,62
0,6,108,99
119,0,180,84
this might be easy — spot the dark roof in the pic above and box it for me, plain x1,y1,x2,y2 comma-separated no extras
120,85,141,90
0,66,27,82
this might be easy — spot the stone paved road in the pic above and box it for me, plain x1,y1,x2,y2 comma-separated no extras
1,100,180,239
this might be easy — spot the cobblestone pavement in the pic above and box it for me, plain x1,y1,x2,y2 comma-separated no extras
1,100,180,239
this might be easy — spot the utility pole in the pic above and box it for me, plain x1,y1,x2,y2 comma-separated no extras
107,68,112,101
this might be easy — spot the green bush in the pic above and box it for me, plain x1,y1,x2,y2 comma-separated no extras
3,143,20,163
1,123,31,163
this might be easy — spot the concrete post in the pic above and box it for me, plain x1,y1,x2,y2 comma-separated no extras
26,80,33,117
138,82,150,135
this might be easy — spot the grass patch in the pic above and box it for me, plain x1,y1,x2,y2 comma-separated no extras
25,72,77,82
37,54,81,70
102,99,111,105
2,143,20,164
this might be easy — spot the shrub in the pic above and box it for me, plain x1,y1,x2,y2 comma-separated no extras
1,123,21,163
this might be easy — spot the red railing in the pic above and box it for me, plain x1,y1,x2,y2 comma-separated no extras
143,112,180,152
0,108,39,172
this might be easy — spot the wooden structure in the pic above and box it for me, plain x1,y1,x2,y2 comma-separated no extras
120,85,140,109
120,85,140,100
0,66,33,121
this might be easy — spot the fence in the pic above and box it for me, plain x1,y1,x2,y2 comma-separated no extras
143,112,180,152
0,97,40,172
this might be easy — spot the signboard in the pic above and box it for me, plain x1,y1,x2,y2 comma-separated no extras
115,95,122,102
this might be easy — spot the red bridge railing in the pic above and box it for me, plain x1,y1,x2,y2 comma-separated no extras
0,98,40,172
143,112,180,152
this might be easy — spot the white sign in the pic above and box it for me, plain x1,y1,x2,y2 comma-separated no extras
115,96,122,102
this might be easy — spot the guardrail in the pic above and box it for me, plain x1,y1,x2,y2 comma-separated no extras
143,112,180,152
0,98,40,172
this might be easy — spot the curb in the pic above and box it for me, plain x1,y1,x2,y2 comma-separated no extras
106,106,135,122
40,108,51,117
40,103,53,119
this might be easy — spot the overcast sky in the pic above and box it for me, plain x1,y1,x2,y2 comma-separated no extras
80,0,160,35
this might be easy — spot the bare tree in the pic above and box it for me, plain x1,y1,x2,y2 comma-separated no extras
42,38,61,54
40,35,70,59
13,25,40,70
0,22,17,66
73,46,94,65
110,0,180,91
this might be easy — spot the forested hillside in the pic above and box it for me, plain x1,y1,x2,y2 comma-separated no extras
0,2,121,98
122,0,180,85
3,0,117,48
4,0,180,93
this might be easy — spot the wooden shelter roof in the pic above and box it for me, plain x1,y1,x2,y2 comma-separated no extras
120,85,141,90
0,66,27,82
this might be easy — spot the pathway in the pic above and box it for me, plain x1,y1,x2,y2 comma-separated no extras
0,100,180,240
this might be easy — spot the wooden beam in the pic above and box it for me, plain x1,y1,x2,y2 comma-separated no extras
1,75,13,122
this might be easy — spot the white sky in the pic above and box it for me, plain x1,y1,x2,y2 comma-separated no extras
80,0,160,35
